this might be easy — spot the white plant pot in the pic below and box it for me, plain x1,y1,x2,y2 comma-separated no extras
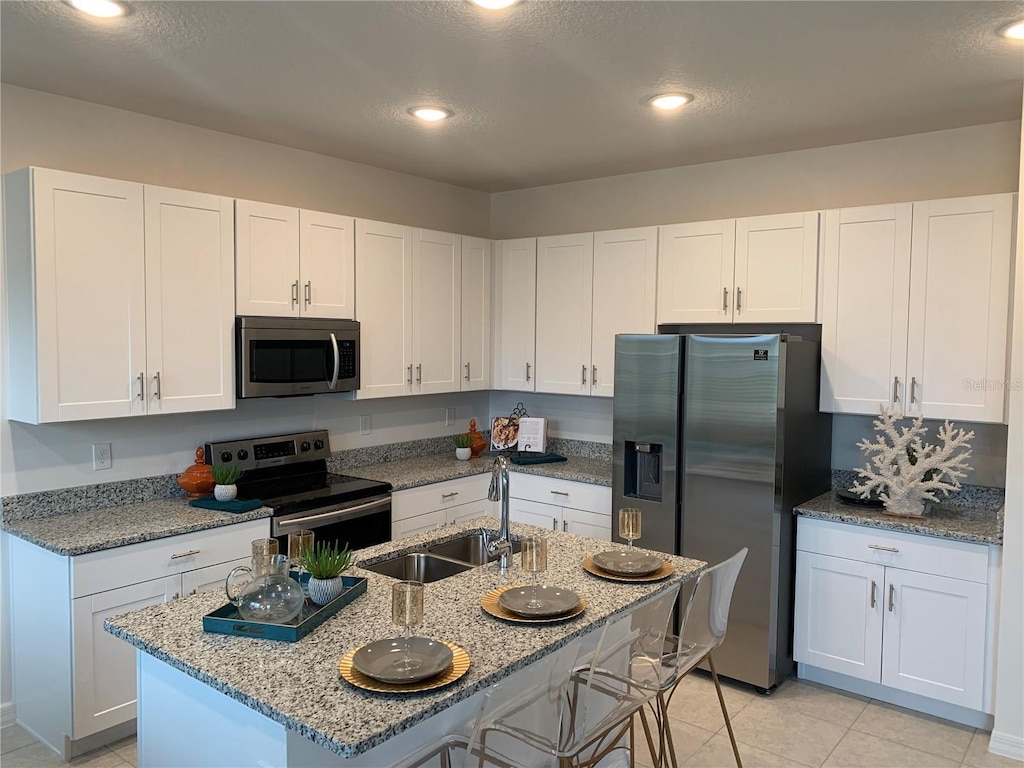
307,576,347,606
214,484,237,502
455,447,472,461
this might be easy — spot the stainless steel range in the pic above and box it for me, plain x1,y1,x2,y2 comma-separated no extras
204,430,391,552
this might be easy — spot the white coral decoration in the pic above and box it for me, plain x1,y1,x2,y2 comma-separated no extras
851,405,974,517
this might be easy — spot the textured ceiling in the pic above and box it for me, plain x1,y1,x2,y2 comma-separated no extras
1,1,1022,192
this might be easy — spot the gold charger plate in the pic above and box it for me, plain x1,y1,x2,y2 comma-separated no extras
581,555,675,582
481,585,586,624
339,640,470,693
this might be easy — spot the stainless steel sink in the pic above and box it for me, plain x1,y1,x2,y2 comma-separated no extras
361,552,474,583
426,531,522,566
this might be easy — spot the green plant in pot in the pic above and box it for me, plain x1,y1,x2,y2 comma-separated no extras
454,433,473,461
302,541,354,605
211,464,243,502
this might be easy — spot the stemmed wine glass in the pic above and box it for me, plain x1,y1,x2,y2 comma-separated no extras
521,536,548,609
391,581,424,672
619,508,642,551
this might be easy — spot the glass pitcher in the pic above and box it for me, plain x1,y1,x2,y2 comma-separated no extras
225,554,305,623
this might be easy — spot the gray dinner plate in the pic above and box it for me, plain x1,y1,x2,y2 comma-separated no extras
498,586,581,618
351,637,454,684
592,550,664,576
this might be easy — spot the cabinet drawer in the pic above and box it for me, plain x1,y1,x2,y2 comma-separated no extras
510,473,611,514
72,519,269,598
393,474,490,521
796,517,988,584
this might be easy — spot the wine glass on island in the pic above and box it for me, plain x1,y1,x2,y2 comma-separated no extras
619,508,642,552
391,581,424,672
521,536,548,609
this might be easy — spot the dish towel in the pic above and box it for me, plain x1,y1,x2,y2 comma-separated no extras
189,496,264,513
510,453,568,465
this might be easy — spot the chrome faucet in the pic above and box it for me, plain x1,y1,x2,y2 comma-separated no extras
486,455,513,573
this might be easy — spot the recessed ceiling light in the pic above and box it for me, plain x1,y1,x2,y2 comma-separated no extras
67,0,126,18
409,107,452,123
1001,21,1024,40
470,0,519,9
648,93,693,111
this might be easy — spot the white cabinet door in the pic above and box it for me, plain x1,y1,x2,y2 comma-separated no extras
794,552,883,683
445,499,494,525
144,186,235,415
461,236,492,391
72,576,176,738
881,569,987,709
562,508,611,540
734,212,819,322
393,510,442,540
656,220,735,324
535,233,594,395
356,219,414,398
591,227,658,398
299,210,355,319
497,238,537,391
509,498,560,531
180,557,250,597
820,205,912,414
12,168,146,423
235,200,300,317
906,195,1014,423
413,229,461,394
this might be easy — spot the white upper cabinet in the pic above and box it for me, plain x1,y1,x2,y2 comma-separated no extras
820,205,912,414
236,201,354,319
461,236,492,391
591,227,659,397
144,186,235,415
497,238,538,391
412,228,461,395
4,168,234,424
657,212,818,324
355,219,414,399
906,195,1014,423
535,234,594,395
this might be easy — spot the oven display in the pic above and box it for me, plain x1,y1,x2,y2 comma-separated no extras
253,440,296,460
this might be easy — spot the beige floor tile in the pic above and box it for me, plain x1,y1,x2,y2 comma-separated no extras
635,708,717,767
962,732,1024,768
106,736,137,767
768,680,870,728
823,730,960,767
728,699,847,767
1,724,38,755
851,701,974,762
683,733,804,767
665,672,757,733
68,748,128,768
3,742,68,768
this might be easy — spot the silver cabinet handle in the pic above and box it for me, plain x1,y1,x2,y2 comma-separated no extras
723,287,729,311
153,371,162,400
526,363,531,382
736,287,743,312
465,363,471,381
553,517,558,530
170,549,200,559
407,364,413,386
416,363,422,384
136,372,145,400
189,589,197,596
562,520,568,532
441,492,459,499
870,580,877,608
328,332,340,391
888,583,895,612
582,365,587,385
868,544,899,552
304,281,311,306
592,365,597,386
550,490,569,496
291,280,299,306
910,377,918,404
171,592,180,600
893,376,900,404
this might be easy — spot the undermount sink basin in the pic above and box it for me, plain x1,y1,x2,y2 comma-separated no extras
362,552,474,584
426,531,522,566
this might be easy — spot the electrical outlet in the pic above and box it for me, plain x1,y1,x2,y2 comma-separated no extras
445,407,456,426
92,442,111,471
360,414,372,435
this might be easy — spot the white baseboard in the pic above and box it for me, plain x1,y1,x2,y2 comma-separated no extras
988,731,1024,762
1,701,16,729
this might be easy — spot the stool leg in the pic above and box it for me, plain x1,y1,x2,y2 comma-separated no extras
707,655,742,768
638,705,662,767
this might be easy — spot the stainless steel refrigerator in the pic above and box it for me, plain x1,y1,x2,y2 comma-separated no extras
612,329,831,692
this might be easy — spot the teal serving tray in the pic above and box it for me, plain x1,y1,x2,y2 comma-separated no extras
203,575,367,642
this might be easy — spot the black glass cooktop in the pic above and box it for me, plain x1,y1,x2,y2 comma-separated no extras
236,470,391,516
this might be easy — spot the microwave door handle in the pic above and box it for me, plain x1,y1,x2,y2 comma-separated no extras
328,332,340,390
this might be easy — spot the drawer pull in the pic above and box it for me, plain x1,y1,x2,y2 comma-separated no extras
170,549,201,560
868,544,899,553
441,492,459,499
563,520,568,532
553,517,558,530
550,490,569,496
888,583,895,612
870,580,877,608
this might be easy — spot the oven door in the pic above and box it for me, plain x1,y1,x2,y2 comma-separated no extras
272,494,391,553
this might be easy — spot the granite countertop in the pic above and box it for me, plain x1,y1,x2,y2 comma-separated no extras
105,518,704,759
795,491,1003,545
2,499,273,556
348,453,612,491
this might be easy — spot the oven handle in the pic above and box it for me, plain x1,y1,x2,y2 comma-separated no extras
328,332,340,391
276,497,391,531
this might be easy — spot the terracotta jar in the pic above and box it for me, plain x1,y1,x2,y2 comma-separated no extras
178,447,215,499
467,419,488,459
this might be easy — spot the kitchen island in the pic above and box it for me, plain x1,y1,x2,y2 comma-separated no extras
105,518,704,767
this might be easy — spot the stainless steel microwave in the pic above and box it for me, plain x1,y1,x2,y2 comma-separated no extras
236,317,359,398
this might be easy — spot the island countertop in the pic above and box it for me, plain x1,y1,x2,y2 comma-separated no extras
105,518,703,759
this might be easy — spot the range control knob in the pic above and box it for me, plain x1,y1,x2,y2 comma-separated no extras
237,449,249,461
300,441,311,452
313,439,325,450
220,451,233,463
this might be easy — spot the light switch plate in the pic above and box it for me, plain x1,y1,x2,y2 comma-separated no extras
92,442,111,471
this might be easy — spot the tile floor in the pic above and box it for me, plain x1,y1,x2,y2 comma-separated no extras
0,674,1020,767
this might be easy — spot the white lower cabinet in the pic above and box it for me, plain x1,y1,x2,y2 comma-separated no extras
794,517,996,715
391,475,493,539
509,476,612,539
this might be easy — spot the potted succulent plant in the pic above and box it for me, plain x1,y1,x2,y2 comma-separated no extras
454,433,473,461
211,464,243,501
302,541,354,605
